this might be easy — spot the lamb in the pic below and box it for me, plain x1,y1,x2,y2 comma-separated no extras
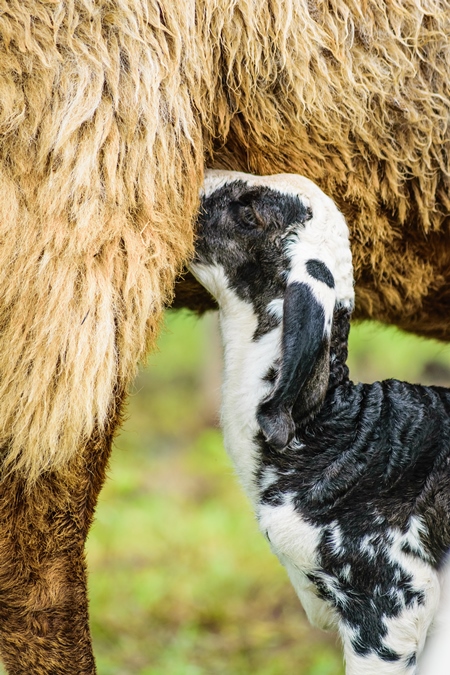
190,169,450,674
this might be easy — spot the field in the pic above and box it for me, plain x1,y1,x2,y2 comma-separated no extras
84,309,450,675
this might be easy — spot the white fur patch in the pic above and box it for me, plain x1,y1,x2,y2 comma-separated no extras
266,297,284,320
258,494,321,569
259,466,279,491
258,493,338,630
329,521,345,556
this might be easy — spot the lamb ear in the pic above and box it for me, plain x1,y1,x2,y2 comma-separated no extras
256,281,333,450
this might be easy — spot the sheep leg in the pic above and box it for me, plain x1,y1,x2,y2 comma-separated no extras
0,389,124,675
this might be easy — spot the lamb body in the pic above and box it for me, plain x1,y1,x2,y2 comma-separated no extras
191,170,450,674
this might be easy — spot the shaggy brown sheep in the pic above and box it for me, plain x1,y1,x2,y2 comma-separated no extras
0,1,448,673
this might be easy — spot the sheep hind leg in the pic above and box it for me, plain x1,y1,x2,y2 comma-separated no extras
0,387,125,675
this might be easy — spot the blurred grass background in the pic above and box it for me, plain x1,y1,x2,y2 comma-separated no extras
86,310,450,675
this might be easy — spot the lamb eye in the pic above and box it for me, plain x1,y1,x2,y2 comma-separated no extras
238,206,260,230
230,200,262,231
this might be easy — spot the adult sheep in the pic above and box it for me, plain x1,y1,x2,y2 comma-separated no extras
0,1,448,674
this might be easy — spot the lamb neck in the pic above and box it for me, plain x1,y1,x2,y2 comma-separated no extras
218,296,283,507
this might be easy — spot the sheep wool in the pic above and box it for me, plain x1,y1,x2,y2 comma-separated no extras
0,0,204,481
0,0,449,483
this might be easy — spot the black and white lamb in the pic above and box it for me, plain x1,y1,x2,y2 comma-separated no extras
190,169,450,675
